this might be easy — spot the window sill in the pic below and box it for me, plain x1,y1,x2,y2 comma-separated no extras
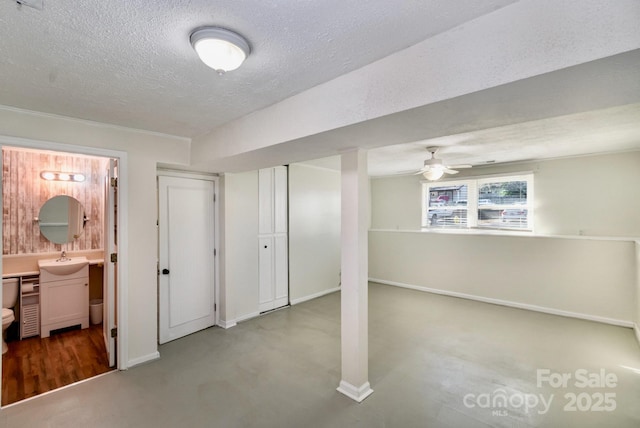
426,226,532,235
369,228,640,242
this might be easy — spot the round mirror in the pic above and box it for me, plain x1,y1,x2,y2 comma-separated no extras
38,195,86,244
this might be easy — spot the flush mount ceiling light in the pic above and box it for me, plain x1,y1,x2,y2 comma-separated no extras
190,27,250,74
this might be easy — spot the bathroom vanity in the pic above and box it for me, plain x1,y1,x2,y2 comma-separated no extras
38,257,90,338
3,192,103,340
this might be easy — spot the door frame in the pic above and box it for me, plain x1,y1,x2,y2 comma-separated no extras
156,169,220,333
0,134,129,408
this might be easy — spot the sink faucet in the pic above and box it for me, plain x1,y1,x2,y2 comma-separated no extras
57,250,69,262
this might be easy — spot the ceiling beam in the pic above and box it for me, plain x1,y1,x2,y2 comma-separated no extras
191,0,640,172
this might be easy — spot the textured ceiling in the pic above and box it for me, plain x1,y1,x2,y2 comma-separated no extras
366,103,640,176
0,0,517,138
299,103,640,176
3,1,639,177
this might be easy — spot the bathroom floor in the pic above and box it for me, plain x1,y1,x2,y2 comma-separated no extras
1,323,113,406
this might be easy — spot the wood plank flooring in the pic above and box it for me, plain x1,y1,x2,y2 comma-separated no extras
2,324,113,406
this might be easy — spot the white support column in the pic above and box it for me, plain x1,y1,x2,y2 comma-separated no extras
337,149,373,402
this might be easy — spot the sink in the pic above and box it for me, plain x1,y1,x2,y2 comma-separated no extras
38,257,89,275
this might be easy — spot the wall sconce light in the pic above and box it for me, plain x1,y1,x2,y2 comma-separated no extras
40,171,86,182
190,26,251,74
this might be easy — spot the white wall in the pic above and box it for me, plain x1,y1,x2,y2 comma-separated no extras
369,151,640,325
0,106,190,365
222,163,342,320
635,241,640,344
372,151,640,237
288,164,341,303
222,171,260,321
370,231,635,324
370,174,422,230
533,153,640,237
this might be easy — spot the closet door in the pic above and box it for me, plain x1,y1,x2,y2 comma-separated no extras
158,175,216,344
273,234,289,308
258,166,289,312
258,236,274,312
258,169,273,235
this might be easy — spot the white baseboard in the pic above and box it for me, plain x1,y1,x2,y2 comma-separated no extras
291,287,341,305
370,278,635,329
217,319,237,329
337,380,374,403
236,311,260,323
127,351,160,368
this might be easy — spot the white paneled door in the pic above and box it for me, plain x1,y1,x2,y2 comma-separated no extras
258,167,289,313
158,175,216,344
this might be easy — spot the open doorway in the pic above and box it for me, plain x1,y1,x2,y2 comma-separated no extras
0,146,119,406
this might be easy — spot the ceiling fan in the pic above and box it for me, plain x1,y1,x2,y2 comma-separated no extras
416,147,472,180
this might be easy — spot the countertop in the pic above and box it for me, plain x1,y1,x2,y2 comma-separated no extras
2,258,104,279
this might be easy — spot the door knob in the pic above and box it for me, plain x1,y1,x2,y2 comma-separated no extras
162,269,170,275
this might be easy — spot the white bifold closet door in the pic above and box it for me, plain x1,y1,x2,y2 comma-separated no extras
258,166,289,313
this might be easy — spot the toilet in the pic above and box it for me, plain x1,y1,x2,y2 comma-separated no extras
2,278,19,355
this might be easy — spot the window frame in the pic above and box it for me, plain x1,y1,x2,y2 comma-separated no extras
421,172,534,232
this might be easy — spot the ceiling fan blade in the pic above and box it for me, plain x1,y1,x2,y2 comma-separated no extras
413,166,432,175
448,164,472,169
443,168,459,174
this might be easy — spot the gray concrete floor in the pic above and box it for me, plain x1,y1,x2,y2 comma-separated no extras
1,283,639,427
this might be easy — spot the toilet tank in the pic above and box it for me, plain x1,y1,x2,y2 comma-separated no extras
2,278,19,308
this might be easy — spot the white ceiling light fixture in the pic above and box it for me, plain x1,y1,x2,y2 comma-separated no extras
190,27,251,74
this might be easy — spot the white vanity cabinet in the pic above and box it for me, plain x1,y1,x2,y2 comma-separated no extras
40,265,89,338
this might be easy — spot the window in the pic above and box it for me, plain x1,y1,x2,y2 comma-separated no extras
423,182,469,228
422,173,533,231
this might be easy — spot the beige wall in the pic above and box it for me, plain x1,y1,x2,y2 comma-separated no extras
0,106,190,366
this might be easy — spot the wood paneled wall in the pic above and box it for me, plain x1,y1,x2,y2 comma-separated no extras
2,148,108,255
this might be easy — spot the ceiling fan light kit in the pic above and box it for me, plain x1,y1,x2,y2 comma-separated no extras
423,168,445,181
190,27,251,74
417,147,472,181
